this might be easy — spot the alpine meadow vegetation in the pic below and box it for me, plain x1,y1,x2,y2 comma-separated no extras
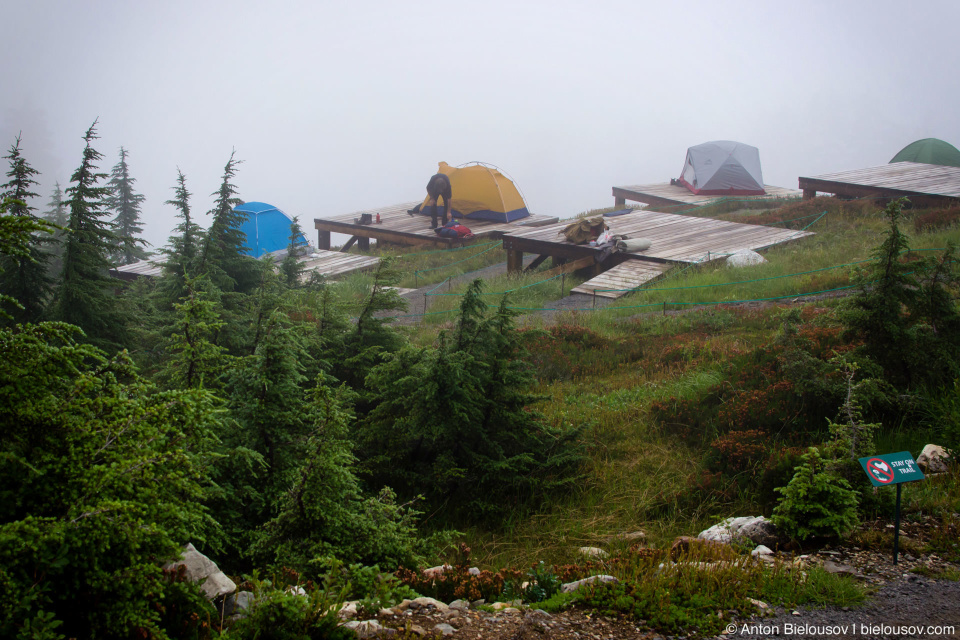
1,121,959,638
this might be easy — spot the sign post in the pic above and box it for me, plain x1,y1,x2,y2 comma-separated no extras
858,451,925,564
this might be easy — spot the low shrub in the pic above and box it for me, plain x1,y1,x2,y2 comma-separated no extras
502,561,562,604
913,205,960,232
223,577,352,640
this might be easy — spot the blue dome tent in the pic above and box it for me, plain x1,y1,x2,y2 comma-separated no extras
233,202,309,258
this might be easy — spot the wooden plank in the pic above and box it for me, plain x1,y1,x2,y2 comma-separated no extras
799,162,960,199
571,260,671,298
613,183,801,208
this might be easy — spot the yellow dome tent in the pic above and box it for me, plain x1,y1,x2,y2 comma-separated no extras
419,162,529,223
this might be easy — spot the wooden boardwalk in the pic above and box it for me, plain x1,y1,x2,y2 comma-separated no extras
612,182,800,209
314,201,559,251
570,260,671,299
799,161,960,201
502,210,814,298
111,249,380,283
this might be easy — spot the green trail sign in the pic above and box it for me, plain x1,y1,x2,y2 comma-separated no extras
858,451,925,487
858,451,925,564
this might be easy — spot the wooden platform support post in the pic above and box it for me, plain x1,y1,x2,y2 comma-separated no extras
358,237,370,251
506,249,523,274
615,195,626,207
803,188,816,200
318,230,331,251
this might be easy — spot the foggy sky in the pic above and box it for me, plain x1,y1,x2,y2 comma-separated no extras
2,0,958,251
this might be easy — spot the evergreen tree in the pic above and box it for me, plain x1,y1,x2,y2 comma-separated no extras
218,308,311,556
279,215,308,288
50,120,127,349
255,382,430,571
357,280,584,520
104,146,149,265
0,321,220,638
0,134,54,323
158,169,202,306
0,198,54,320
197,150,256,292
41,181,69,275
337,257,407,390
840,197,960,387
159,275,232,391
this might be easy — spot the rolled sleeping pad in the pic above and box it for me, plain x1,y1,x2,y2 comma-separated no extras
617,237,652,252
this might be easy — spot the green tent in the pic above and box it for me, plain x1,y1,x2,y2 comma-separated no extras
890,138,960,168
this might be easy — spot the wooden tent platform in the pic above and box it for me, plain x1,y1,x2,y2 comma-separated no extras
612,182,800,209
799,161,960,201
111,249,380,283
570,260,671,299
313,201,559,251
501,210,814,294
296,250,380,279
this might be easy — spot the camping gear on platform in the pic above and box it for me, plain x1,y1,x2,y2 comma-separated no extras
890,138,960,168
434,220,474,239
678,141,766,196
560,217,608,244
417,162,530,223
233,202,309,258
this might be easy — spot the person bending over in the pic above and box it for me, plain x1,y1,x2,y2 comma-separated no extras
425,172,452,229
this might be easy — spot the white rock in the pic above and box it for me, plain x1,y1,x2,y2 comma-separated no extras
412,596,449,612
578,546,608,559
748,597,769,610
343,620,392,638
726,249,767,267
337,601,359,620
163,543,236,600
285,585,306,596
560,575,619,593
752,545,773,557
448,599,470,611
433,623,456,636
917,444,950,474
699,516,778,546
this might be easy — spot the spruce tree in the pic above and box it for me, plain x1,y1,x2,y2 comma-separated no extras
104,147,148,265
358,280,584,520
158,169,202,306
0,134,53,323
279,215,308,288
337,258,407,390
197,150,255,292
160,275,232,391
50,120,127,349
840,197,960,387
41,181,69,275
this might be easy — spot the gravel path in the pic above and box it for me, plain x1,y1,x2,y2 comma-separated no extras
735,575,960,640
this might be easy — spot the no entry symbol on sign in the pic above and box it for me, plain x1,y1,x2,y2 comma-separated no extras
866,457,894,485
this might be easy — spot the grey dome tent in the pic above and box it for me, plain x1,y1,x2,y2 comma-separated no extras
678,140,766,196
